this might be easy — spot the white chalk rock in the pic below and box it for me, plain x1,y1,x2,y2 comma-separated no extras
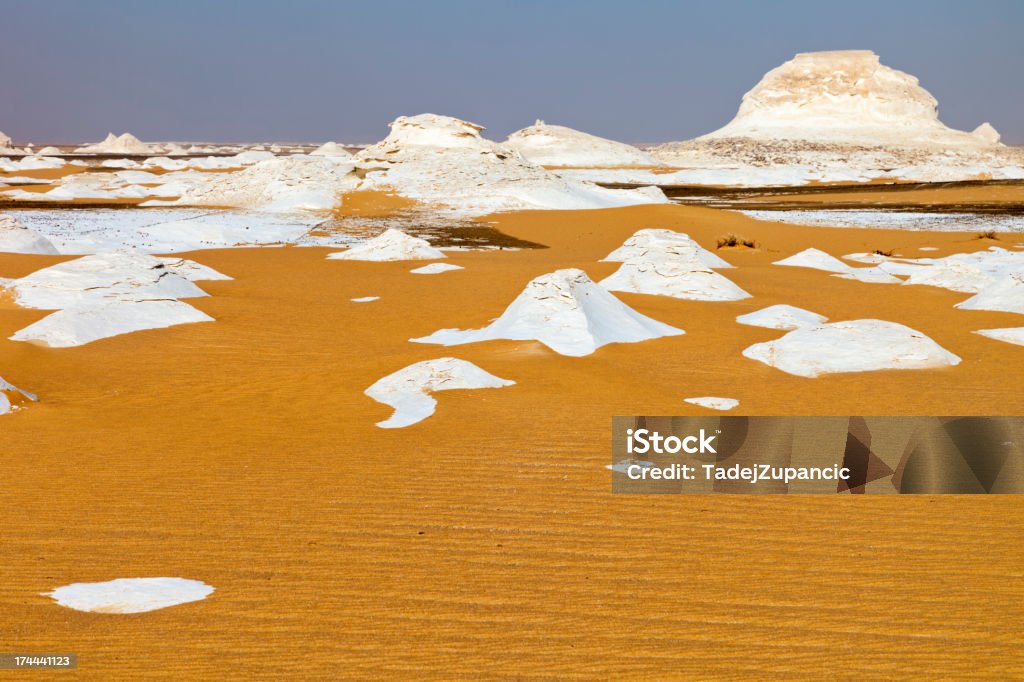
742,319,961,377
504,120,661,167
410,262,463,274
833,267,904,284
75,132,154,155
602,229,732,269
693,51,998,147
600,255,750,301
736,304,828,330
45,577,214,613
365,357,514,428
8,253,207,309
972,123,1001,145
900,248,1024,294
773,248,852,273
974,327,1024,347
0,374,38,415
0,214,60,254
11,300,213,347
955,272,1024,314
309,141,353,158
413,268,683,357
174,156,358,211
328,229,445,262
355,113,668,216
156,257,232,282
684,397,739,411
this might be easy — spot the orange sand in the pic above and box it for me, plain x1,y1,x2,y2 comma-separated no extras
0,203,1022,678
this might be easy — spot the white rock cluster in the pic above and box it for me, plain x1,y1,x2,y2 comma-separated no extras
599,229,749,301
355,114,668,216
3,252,227,347
172,156,359,212
75,132,154,155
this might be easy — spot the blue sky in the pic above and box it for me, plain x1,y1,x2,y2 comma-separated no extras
2,0,1021,143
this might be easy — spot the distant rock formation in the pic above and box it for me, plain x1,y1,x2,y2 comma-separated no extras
310,141,354,158
75,132,154,154
653,50,1024,182
355,113,668,216
505,120,661,167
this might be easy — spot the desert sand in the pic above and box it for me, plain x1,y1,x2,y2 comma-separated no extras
1,196,1022,678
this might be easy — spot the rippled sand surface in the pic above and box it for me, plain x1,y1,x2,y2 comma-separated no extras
1,201,1022,678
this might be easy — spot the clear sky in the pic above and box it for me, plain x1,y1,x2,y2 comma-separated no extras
2,0,1021,144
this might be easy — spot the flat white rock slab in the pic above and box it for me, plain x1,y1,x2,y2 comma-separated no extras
8,253,207,309
45,577,214,614
11,300,213,347
413,268,684,357
742,319,961,378
365,357,514,428
328,228,445,262
351,296,379,303
410,263,463,274
736,304,827,330
974,327,1024,346
684,397,739,411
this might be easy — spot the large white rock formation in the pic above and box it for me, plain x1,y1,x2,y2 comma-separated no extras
365,357,515,428
652,50,1024,183
413,268,684,356
504,120,662,167
355,114,669,216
